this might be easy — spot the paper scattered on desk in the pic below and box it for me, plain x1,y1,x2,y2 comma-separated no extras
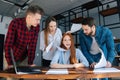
93,67,120,73
46,69,68,74
67,23,82,33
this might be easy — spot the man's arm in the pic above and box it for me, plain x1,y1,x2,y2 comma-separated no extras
106,29,116,64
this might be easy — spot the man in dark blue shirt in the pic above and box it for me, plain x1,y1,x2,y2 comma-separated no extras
79,17,115,80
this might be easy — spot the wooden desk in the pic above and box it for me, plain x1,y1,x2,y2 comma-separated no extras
0,67,120,79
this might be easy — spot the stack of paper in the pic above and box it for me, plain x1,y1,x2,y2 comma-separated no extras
45,41,54,53
93,67,120,73
94,48,107,68
46,69,68,74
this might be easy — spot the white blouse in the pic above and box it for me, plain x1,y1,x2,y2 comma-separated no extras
40,28,62,60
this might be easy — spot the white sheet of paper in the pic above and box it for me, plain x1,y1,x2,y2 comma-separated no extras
45,41,54,53
57,46,67,51
93,67,120,73
94,48,107,68
46,69,68,74
70,23,82,33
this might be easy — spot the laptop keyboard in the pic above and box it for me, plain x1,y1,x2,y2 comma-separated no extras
17,67,41,72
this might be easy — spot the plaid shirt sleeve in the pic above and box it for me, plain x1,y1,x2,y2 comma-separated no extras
28,25,40,65
5,19,16,65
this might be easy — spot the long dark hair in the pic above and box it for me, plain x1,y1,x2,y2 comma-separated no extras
44,16,57,46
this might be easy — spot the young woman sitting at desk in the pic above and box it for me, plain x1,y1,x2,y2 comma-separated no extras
50,33,89,68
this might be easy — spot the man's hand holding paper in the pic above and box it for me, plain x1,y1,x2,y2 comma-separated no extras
94,48,107,69
106,61,112,68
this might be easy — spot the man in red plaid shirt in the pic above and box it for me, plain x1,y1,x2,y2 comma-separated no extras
5,5,44,68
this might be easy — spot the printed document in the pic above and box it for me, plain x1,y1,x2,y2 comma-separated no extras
57,46,67,51
46,69,68,74
66,23,82,33
94,48,107,68
45,41,54,53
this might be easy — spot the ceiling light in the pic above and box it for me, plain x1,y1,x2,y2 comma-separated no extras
70,0,76,2
22,5,29,10
26,0,33,4
99,0,114,4
1,0,14,5
18,8,21,13
14,12,17,16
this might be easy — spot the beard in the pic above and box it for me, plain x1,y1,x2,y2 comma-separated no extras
85,28,93,36
88,30,93,36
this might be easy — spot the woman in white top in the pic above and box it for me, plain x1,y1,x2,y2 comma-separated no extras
40,16,62,67
50,33,89,68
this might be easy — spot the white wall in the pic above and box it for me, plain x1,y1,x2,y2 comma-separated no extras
0,15,12,35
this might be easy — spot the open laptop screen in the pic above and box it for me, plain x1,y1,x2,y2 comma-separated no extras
10,49,41,74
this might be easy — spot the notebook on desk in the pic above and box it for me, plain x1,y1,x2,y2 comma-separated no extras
10,50,41,74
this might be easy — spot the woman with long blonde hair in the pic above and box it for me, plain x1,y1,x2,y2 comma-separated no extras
40,16,62,67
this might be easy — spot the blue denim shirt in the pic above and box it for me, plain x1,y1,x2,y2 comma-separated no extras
79,26,115,64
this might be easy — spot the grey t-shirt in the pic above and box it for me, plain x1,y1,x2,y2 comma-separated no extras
90,37,100,55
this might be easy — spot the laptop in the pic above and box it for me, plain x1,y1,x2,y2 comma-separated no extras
10,49,41,74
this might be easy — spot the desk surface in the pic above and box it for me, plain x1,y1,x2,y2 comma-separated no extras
0,67,120,79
